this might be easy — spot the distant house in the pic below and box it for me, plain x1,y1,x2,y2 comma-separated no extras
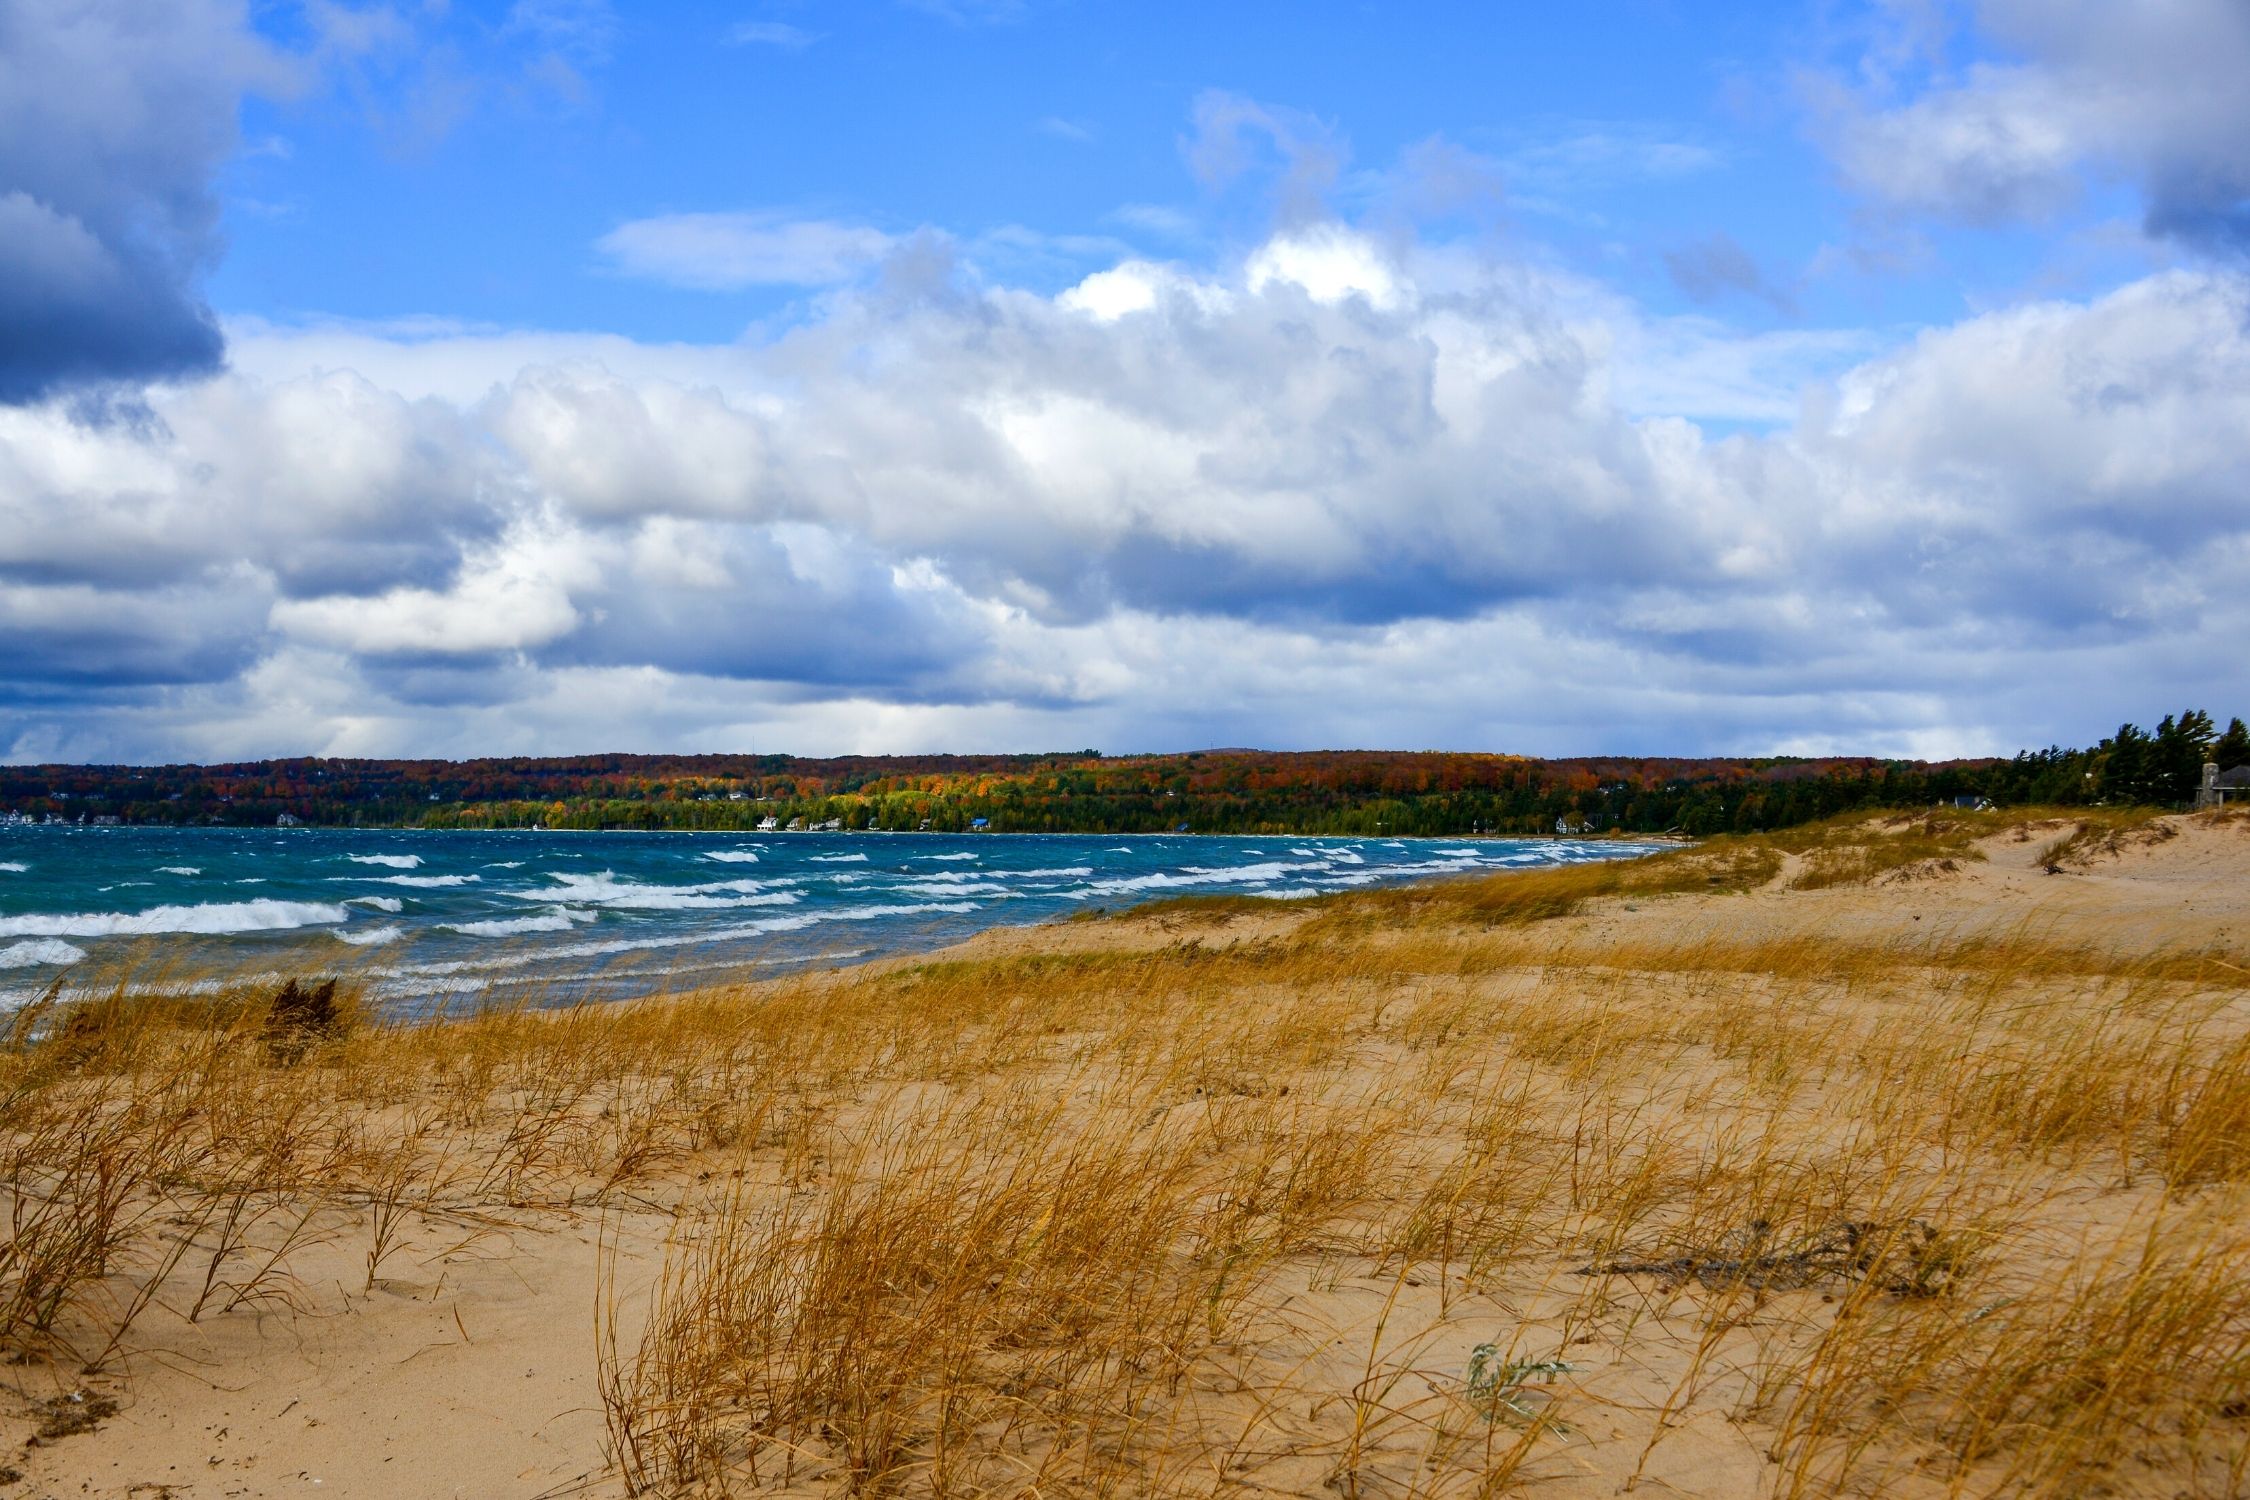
1950,795,1993,810
2200,763,2250,809
969,817,990,830
276,813,303,827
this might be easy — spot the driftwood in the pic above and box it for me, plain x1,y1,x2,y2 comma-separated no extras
1577,1218,1956,1296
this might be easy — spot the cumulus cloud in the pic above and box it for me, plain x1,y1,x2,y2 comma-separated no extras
596,212,897,289
1820,0,2250,252
4,212,2248,760
0,0,291,402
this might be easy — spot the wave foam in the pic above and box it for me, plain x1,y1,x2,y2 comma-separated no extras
701,851,761,864
348,895,405,913
379,900,979,979
347,854,423,870
897,881,1012,898
0,899,352,939
512,872,801,912
1084,860,1298,896
811,853,868,863
158,866,201,876
336,925,404,947
0,938,86,969
444,909,599,938
915,852,979,862
372,874,479,888
0,862,28,873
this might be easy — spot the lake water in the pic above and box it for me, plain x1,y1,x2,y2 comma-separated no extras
0,827,1666,1012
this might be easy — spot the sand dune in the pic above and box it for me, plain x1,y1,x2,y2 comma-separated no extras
4,808,2246,1498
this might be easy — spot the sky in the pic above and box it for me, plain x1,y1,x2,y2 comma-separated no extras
2,0,2247,764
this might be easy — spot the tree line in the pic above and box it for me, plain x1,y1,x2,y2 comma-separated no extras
3,712,2243,837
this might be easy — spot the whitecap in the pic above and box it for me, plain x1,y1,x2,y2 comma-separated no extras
348,895,405,913
507,871,801,912
0,938,86,970
377,901,979,979
335,925,404,947
158,866,202,876
484,861,526,869
897,881,1012,898
370,874,480,888
914,852,979,862
810,853,868,863
998,866,1092,879
347,853,423,870
0,899,351,939
1083,861,1297,896
0,862,27,873
444,909,598,938
701,851,762,864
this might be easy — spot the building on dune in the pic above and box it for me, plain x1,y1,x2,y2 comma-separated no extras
2195,762,2250,809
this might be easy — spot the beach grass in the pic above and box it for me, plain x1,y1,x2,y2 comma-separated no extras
2,808,2247,1496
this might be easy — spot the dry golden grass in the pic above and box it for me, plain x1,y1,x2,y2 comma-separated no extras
2,810,2247,1497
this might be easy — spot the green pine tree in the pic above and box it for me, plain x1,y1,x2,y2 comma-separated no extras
2214,717,2250,772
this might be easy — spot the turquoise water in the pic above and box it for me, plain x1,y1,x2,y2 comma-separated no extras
0,827,1665,1012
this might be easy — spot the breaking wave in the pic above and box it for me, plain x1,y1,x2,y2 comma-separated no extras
0,899,352,939
0,938,86,969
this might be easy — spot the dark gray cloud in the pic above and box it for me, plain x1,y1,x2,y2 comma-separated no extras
0,0,286,402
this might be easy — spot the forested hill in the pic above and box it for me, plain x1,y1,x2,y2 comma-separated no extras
6,712,2242,836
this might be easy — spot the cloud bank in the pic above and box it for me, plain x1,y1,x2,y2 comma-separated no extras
4,3,2248,762
4,223,2247,761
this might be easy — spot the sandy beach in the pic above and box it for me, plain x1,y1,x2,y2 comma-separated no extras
3,808,2246,1498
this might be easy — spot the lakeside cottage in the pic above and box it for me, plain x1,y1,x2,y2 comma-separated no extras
2198,762,2250,809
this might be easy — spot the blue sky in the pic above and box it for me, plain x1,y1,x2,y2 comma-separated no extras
1,0,2246,761
213,2,2132,342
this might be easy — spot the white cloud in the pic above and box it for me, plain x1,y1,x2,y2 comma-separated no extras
1818,0,2250,250
596,212,895,289
1243,226,1404,309
5,217,2249,762
270,524,593,657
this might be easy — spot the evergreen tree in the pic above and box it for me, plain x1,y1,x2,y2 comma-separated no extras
2152,709,2217,801
2215,717,2250,771
2099,722,2153,803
